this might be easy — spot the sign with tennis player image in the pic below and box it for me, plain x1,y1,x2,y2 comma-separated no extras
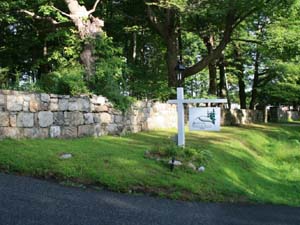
189,107,221,131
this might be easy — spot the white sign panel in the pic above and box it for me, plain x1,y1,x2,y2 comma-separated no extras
189,107,221,131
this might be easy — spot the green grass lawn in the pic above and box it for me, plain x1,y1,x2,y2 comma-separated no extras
0,124,300,206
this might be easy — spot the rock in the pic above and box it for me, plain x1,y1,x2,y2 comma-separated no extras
40,94,50,103
53,112,64,125
0,112,9,126
187,162,197,170
58,99,69,111
38,111,53,127
23,128,49,138
91,96,106,105
79,98,91,112
84,113,94,124
17,112,34,128
50,126,61,138
168,160,182,166
9,114,17,127
64,112,84,126
78,124,95,137
61,126,78,138
59,153,72,159
0,127,21,138
68,99,79,111
7,95,23,111
198,166,205,172
100,113,112,124
93,105,109,112
29,95,40,112
49,101,58,111
114,115,123,123
23,101,29,111
107,124,119,135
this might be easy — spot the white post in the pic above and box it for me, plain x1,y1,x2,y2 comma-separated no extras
177,88,185,147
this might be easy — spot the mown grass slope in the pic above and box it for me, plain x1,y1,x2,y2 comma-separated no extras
0,124,299,206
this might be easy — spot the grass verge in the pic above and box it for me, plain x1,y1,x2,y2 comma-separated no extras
0,124,300,206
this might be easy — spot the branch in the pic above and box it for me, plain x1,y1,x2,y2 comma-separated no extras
88,0,101,14
19,9,60,25
183,11,236,78
52,5,72,18
231,38,262,44
145,4,167,39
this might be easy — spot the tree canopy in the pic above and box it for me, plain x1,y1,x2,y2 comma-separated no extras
0,0,299,109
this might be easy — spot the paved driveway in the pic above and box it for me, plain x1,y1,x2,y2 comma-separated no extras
0,173,299,225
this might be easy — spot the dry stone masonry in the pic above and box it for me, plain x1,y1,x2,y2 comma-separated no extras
0,90,177,139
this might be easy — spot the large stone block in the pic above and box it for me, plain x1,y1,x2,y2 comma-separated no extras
17,112,34,128
64,112,84,126
23,101,29,111
114,115,123,124
100,113,112,124
0,112,9,126
0,127,21,138
58,99,69,111
61,126,78,138
23,128,49,139
93,105,109,112
50,126,61,138
68,99,79,111
40,93,50,103
80,98,91,112
78,124,96,137
53,112,64,125
7,95,23,111
38,111,53,127
30,95,41,112
84,113,94,124
9,114,17,127
91,95,106,105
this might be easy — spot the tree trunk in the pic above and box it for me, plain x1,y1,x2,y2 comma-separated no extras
166,37,179,88
249,51,260,109
64,0,104,80
204,35,217,95
238,73,247,109
218,53,226,98
233,45,247,109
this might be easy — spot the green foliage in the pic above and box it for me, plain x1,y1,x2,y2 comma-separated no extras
89,35,135,111
149,143,213,166
38,65,88,95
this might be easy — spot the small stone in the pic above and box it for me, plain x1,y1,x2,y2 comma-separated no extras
198,166,205,172
59,153,73,159
188,162,197,170
168,160,182,166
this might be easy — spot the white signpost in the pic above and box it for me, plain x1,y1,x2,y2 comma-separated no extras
167,87,227,147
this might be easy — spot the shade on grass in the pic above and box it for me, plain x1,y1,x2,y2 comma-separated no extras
0,124,299,206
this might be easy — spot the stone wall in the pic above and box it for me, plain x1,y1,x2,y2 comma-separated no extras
0,90,177,139
269,107,300,122
221,109,265,125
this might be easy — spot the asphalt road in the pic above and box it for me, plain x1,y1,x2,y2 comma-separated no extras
0,173,300,225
